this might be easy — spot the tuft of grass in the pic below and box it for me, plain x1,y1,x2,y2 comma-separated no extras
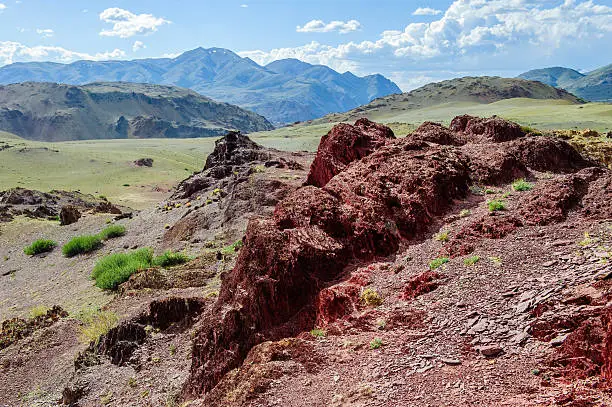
489,256,503,266
221,239,244,255
487,199,506,212
484,189,497,195
29,305,50,319
370,338,383,349
429,257,450,270
154,250,191,268
310,328,326,338
91,248,154,290
464,255,480,266
459,209,471,218
578,232,593,247
62,234,103,257
24,239,57,256
512,178,533,192
78,310,119,345
361,288,383,307
434,231,449,242
98,224,126,240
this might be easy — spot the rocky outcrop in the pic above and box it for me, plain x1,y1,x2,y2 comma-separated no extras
0,188,126,222
0,306,68,351
306,118,395,187
181,116,609,400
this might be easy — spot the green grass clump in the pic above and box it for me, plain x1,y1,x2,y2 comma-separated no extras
310,328,326,338
24,239,57,256
154,250,191,267
434,231,449,242
370,338,383,349
361,288,383,307
464,255,481,266
29,305,50,319
77,309,119,345
487,199,506,212
91,248,154,290
62,234,103,257
221,239,244,255
512,178,533,192
429,257,450,270
98,224,126,240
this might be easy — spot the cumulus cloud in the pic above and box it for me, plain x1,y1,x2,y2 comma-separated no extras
0,41,125,65
99,8,170,38
297,19,361,34
36,28,54,38
413,7,442,16
132,41,146,52
242,0,612,89
0,4,6,11
240,4,248,8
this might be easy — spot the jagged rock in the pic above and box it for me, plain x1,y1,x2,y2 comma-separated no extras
450,115,525,142
60,205,81,225
306,118,395,187
204,131,272,179
134,158,154,167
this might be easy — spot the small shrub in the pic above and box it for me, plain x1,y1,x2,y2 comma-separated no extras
310,328,326,338
459,209,471,218
429,257,449,270
434,231,449,242
464,255,480,266
361,288,383,306
221,240,244,255
154,250,191,267
370,337,383,349
62,235,103,257
489,256,503,266
24,239,57,255
484,189,497,195
99,224,126,240
91,248,154,290
29,305,50,319
512,178,533,192
78,310,119,345
487,199,506,212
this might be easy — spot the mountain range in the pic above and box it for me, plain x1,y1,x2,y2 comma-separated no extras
519,64,612,102
0,82,273,142
0,48,401,125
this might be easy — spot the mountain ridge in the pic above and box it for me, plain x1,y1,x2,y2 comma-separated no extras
519,64,612,102
0,48,402,124
0,81,273,142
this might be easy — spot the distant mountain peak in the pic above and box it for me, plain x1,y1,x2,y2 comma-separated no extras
0,48,402,124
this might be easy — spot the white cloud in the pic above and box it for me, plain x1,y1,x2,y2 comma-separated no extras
0,41,125,65
99,8,170,38
413,7,442,16
242,0,612,89
132,41,146,52
240,4,248,8
0,3,6,11
297,19,361,34
36,28,54,38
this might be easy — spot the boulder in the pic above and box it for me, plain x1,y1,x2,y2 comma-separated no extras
60,205,81,225
134,158,154,167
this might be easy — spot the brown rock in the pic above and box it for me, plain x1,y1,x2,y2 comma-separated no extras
59,205,81,225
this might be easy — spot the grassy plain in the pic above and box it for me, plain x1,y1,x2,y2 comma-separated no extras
1,98,611,209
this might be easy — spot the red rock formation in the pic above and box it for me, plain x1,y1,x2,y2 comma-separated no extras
183,116,608,399
305,118,395,187
402,271,442,300
450,114,525,142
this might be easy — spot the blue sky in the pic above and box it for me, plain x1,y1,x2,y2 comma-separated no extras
0,0,611,90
